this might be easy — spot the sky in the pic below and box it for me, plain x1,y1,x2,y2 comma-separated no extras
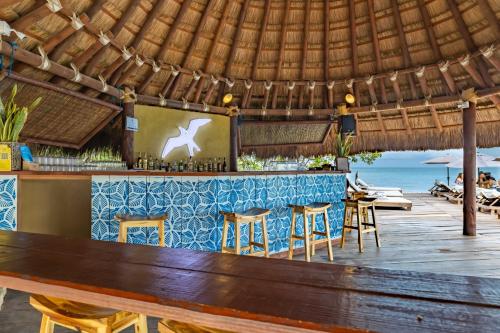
352,147,500,168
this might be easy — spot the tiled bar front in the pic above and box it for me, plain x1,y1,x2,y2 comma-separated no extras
92,173,347,254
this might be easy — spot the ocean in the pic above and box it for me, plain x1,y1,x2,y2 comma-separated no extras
351,166,500,193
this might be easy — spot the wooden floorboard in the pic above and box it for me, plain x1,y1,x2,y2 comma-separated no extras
310,194,500,278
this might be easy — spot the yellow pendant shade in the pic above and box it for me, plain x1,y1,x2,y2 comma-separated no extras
345,93,355,104
222,93,233,105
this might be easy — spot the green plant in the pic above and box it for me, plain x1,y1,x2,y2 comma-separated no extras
335,132,353,158
350,151,382,165
306,154,335,168
238,153,264,171
0,84,42,142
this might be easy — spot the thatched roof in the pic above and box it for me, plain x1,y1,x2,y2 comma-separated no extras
0,0,499,155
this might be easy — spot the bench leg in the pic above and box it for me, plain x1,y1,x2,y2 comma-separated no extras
158,221,165,247
40,314,54,333
221,216,229,253
357,207,364,253
371,205,381,248
249,221,255,255
235,222,241,255
323,210,334,262
310,213,316,256
288,211,296,260
135,314,148,333
341,207,350,248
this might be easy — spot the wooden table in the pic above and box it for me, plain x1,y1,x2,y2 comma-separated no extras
0,231,500,332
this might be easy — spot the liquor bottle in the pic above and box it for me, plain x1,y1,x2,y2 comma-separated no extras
216,158,221,172
160,159,166,171
136,152,142,169
187,156,193,172
166,162,171,172
143,154,149,170
153,158,159,170
179,160,184,172
148,155,154,170
223,157,227,172
172,160,177,172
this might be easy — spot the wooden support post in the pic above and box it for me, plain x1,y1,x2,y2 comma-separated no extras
229,112,238,172
122,89,135,169
462,91,477,236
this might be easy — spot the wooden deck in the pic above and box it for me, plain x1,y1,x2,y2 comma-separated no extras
312,193,500,278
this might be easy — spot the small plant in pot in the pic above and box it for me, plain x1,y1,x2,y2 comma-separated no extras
0,84,42,170
335,132,353,171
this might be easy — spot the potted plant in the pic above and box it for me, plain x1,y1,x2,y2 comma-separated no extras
335,132,353,171
0,84,42,170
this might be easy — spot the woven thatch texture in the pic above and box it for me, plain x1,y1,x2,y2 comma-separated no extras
241,122,330,146
0,77,116,148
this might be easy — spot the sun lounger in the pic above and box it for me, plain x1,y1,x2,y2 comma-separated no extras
355,177,403,193
477,189,500,218
348,179,403,197
347,179,412,210
430,181,455,197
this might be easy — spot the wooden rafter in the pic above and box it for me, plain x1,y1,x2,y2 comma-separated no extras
193,0,232,103
367,0,387,104
476,0,499,40
271,0,291,109
137,0,194,95
446,0,493,86
11,2,53,33
416,68,443,132
298,0,311,109
113,0,168,88
391,0,418,99
323,0,332,108
169,0,216,99
348,0,360,106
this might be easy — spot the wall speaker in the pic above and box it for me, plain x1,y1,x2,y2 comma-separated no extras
340,114,356,135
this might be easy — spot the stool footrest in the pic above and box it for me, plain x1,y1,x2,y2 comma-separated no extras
312,231,327,237
291,235,305,240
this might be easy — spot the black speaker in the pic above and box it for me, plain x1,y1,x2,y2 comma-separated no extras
340,114,356,135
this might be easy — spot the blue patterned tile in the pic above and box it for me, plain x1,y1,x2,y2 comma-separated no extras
181,176,198,248
196,176,219,251
164,176,183,248
146,176,166,245
0,176,17,231
127,176,147,244
108,176,129,242
91,176,110,241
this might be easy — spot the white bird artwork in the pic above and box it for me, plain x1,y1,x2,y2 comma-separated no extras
161,118,212,158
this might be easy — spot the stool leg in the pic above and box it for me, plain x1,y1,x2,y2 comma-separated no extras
235,222,241,255
323,210,334,262
249,221,255,255
288,210,297,260
341,206,350,248
303,211,311,262
135,314,148,333
39,314,54,333
158,221,165,247
261,216,269,258
118,224,126,243
221,216,229,253
371,205,381,247
310,213,316,256
357,206,364,253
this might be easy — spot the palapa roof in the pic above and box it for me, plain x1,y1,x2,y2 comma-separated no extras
0,0,499,156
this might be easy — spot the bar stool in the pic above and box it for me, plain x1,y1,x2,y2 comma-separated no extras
288,202,334,262
115,213,168,246
219,207,271,257
158,319,232,333
30,294,147,333
341,199,381,253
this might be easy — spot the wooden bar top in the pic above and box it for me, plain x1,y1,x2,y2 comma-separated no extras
0,231,500,332
0,170,346,180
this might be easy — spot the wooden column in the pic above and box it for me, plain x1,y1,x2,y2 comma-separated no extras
122,90,136,169
462,91,477,236
229,110,239,172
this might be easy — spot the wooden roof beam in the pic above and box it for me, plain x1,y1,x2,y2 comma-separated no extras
446,0,494,87
481,46,500,72
323,0,332,108
391,0,418,99
138,0,194,95
169,0,216,99
476,0,499,40
193,0,232,103
298,0,311,109
460,56,500,106
203,77,219,104
10,1,53,33
367,0,387,104
348,0,361,106
376,112,386,134
45,14,90,61
415,67,443,132
271,0,291,109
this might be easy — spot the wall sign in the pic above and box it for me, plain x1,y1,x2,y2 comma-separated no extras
161,119,212,158
125,116,139,132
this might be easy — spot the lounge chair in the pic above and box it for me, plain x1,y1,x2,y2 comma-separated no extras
443,186,463,204
347,179,412,210
430,181,454,197
348,178,404,198
355,177,403,193
477,189,500,218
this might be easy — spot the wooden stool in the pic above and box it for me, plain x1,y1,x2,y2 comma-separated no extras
288,202,334,262
341,199,381,253
158,319,233,333
220,208,271,257
115,213,168,246
30,294,147,333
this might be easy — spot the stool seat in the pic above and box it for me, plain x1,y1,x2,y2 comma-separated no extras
158,319,233,333
115,213,168,247
220,207,270,257
30,295,147,333
288,202,333,262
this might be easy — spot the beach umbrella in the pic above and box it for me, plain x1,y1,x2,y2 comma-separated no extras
495,157,500,162
423,155,455,185
446,154,500,169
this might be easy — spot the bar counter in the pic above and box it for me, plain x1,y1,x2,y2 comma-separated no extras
0,170,347,254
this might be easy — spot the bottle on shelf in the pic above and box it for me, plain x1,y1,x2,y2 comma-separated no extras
136,152,142,169
178,160,184,172
143,153,149,170
187,156,193,172
172,160,177,172
223,157,227,172
160,159,166,171
153,158,159,170
148,155,154,170
166,162,171,172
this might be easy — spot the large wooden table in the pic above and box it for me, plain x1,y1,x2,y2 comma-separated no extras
0,231,500,332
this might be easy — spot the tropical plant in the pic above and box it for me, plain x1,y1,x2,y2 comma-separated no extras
350,151,382,165
306,154,336,169
238,153,264,171
335,132,353,158
0,84,42,142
